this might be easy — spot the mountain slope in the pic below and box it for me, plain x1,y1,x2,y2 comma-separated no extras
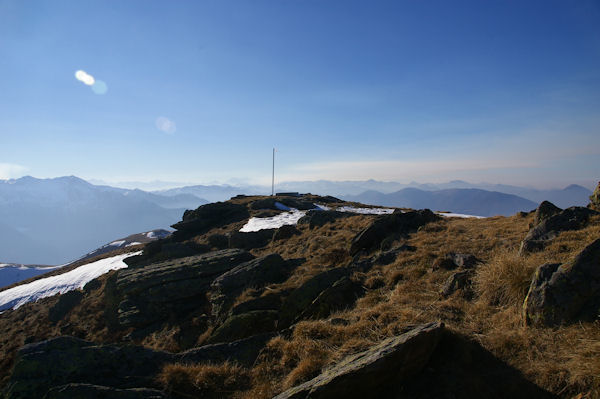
343,188,538,216
0,176,203,264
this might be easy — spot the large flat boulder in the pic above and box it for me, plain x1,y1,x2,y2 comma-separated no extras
523,238,600,326
116,249,254,328
171,202,249,234
350,210,440,256
209,254,299,319
4,336,174,399
273,322,444,399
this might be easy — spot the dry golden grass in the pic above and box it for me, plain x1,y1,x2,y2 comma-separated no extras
158,362,251,399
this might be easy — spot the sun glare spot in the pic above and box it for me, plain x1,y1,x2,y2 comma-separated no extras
74,70,95,86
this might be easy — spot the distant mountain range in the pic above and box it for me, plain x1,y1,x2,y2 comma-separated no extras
342,188,538,217
0,176,207,264
0,175,593,264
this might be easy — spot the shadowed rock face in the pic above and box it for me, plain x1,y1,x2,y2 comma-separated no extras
5,333,274,399
523,238,600,327
520,206,598,254
297,210,352,229
350,209,440,255
116,249,254,328
533,201,562,226
171,202,249,234
275,323,555,399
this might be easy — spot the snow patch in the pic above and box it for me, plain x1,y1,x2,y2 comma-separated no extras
146,231,156,238
337,206,395,215
437,212,484,219
240,209,306,232
126,242,142,247
109,240,126,246
0,252,141,311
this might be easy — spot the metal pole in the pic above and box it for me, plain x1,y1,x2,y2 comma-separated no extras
271,148,275,196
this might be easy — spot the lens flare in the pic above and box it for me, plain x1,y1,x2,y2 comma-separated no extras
74,70,95,86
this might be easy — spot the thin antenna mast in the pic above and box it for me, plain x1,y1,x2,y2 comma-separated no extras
271,148,275,196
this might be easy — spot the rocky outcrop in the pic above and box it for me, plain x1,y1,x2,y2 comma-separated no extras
589,182,600,210
231,292,285,315
297,210,352,229
520,206,598,253
272,225,300,241
533,201,562,226
4,336,173,399
432,253,481,271
373,245,416,266
209,254,299,319
279,268,351,327
171,202,249,234
275,323,555,399
273,322,444,399
116,249,254,328
45,384,166,399
228,229,275,250
440,270,473,298
48,290,84,323
350,210,440,255
297,276,365,321
5,332,275,399
523,238,600,326
207,310,279,344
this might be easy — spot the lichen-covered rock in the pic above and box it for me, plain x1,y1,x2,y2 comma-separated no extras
523,238,600,326
273,322,444,399
116,249,254,328
171,201,249,233
297,210,352,229
297,277,365,321
207,310,279,344
532,201,562,226
520,206,598,254
209,254,298,319
4,336,174,399
279,267,351,328
589,182,600,211
350,209,440,256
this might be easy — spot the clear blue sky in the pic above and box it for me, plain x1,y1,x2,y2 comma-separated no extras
1,0,599,188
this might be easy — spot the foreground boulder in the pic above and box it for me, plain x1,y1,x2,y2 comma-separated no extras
532,201,562,226
273,322,444,399
350,210,440,255
275,322,554,399
523,238,600,326
4,336,173,399
520,206,598,253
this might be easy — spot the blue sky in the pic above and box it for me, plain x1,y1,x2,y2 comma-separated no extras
1,0,599,189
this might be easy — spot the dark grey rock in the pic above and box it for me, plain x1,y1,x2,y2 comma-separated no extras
374,245,416,266
279,267,351,328
272,322,444,399
44,383,166,399
207,310,279,344
179,333,275,367
231,292,284,315
440,270,473,298
350,210,440,256
533,201,562,226
272,225,301,241
116,249,254,328
171,202,249,234
228,229,275,250
298,277,365,321
523,238,600,326
520,206,598,254
433,253,481,271
297,210,352,229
